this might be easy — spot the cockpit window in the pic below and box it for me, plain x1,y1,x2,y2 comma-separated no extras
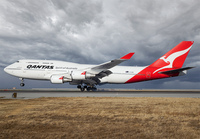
16,61,19,63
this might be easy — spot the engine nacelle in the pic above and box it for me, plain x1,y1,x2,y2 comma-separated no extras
71,71,95,80
71,71,86,80
50,75,64,84
85,72,96,78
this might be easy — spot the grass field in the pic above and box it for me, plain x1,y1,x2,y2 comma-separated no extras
0,97,200,138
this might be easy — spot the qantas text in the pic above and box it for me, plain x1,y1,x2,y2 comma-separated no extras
27,65,54,69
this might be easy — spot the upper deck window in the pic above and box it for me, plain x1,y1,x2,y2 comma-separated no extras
43,62,49,64
27,62,39,64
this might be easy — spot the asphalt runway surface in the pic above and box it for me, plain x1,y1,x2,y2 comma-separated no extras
0,89,200,99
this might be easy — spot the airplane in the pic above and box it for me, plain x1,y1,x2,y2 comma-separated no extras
4,41,194,91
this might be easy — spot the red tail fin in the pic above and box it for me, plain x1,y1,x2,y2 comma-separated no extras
150,41,193,72
125,41,194,84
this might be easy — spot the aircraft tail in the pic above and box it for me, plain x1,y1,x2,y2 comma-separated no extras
149,41,194,73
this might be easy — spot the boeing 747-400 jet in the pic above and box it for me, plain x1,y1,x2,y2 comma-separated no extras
4,41,194,91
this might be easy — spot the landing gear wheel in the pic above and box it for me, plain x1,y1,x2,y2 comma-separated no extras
77,85,85,92
87,87,91,91
80,88,85,92
77,85,81,89
77,85,97,92
87,86,97,91
84,85,87,89
20,83,25,87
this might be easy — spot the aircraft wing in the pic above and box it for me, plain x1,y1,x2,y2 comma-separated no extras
68,53,134,86
86,53,134,75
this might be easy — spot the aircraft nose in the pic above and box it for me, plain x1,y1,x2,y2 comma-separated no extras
4,65,14,75
4,66,10,74
4,62,22,76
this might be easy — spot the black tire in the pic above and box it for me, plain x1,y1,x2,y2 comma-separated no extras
87,87,91,91
77,85,81,89
20,83,25,87
80,88,85,92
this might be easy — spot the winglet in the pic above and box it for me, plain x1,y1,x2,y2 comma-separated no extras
120,53,135,59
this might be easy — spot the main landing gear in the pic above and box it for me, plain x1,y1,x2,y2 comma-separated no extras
19,78,25,87
77,85,97,92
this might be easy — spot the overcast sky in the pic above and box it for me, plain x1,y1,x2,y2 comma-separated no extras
0,0,200,89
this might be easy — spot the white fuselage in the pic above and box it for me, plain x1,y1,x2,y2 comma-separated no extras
4,59,146,84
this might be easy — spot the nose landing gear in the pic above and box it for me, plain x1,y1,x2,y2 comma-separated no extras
19,78,25,87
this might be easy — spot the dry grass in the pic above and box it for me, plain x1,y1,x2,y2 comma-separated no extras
0,97,200,139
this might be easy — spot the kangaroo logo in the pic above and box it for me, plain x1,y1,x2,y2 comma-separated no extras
153,46,192,74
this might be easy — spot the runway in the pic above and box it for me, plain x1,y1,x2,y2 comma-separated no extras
0,89,200,99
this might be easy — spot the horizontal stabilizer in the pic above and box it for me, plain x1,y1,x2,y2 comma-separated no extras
158,67,194,75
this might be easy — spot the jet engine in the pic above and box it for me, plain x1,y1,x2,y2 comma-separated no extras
50,75,64,84
71,71,95,80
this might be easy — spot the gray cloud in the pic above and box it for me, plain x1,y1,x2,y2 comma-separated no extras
0,0,199,89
